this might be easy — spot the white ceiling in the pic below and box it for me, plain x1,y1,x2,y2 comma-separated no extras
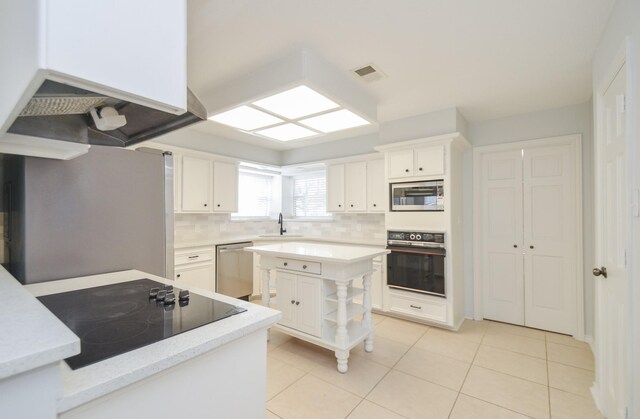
185,0,615,150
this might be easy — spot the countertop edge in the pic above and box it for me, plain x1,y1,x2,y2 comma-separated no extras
0,266,80,381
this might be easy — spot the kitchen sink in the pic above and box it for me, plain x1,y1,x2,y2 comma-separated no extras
258,234,303,238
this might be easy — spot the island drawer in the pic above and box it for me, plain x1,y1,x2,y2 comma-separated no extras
277,258,322,275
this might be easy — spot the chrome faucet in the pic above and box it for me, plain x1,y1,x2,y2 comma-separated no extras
278,212,286,235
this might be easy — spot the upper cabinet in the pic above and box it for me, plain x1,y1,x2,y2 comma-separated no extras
168,148,239,214
366,159,386,212
213,161,239,213
181,155,212,212
326,157,385,213
387,145,444,179
327,164,346,212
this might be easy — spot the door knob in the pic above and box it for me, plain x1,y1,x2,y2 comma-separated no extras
592,267,608,278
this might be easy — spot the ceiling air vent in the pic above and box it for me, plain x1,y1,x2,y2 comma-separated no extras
352,64,386,83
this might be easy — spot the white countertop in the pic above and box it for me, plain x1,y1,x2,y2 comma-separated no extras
24,270,280,413
0,266,80,381
174,235,387,250
245,242,389,264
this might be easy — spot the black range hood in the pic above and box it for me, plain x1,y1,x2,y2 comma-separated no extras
8,80,207,147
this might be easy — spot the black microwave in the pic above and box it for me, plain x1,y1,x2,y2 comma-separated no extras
390,180,444,211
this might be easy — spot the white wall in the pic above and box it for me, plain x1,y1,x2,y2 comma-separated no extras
154,128,282,166
465,101,594,336
591,0,640,415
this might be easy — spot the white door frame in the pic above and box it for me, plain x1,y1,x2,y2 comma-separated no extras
472,134,584,340
591,37,635,417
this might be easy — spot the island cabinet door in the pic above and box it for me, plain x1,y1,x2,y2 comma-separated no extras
296,276,322,336
276,272,297,329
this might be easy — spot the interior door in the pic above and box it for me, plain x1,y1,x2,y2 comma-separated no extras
480,150,524,325
522,145,576,334
595,63,627,419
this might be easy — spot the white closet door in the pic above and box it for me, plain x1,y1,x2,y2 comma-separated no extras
522,145,576,334
481,150,525,325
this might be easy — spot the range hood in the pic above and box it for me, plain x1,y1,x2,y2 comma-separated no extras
7,80,207,148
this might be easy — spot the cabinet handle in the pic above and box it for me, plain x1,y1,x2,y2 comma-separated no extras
513,244,518,248
283,262,288,266
418,167,423,171
302,265,307,269
217,204,221,207
176,274,181,278
338,204,342,207
350,204,354,207
296,301,300,305
530,245,534,249
373,203,377,207
405,169,410,173
291,300,295,304
204,203,207,207
188,255,199,259
410,304,422,310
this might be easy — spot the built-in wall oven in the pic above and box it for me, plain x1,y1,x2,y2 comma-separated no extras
390,180,444,211
386,230,446,297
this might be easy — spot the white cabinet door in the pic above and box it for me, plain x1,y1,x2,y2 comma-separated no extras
175,263,214,292
213,161,238,213
480,150,525,325
366,159,386,212
181,155,211,212
276,272,297,329
296,276,322,337
414,145,444,176
327,164,345,212
523,144,576,334
345,162,367,212
387,149,414,179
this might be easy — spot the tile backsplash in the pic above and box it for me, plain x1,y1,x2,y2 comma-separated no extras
174,213,386,244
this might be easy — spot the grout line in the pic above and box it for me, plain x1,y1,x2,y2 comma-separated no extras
448,327,484,419
546,334,552,419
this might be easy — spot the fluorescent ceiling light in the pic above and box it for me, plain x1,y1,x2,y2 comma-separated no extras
255,123,318,141
208,105,283,130
299,109,369,133
253,85,339,119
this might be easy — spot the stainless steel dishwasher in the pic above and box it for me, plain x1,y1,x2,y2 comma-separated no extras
216,242,253,300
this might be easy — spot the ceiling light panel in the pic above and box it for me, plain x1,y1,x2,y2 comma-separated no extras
255,123,318,141
252,85,339,119
299,109,369,133
208,105,283,130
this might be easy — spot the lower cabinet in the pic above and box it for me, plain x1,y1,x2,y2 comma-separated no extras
276,272,322,337
174,247,215,292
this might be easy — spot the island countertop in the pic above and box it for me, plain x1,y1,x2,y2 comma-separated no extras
24,269,280,413
245,241,389,263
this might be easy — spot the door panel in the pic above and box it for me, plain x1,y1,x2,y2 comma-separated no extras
327,164,345,212
523,145,576,334
595,63,627,419
345,161,367,212
296,276,322,337
276,272,296,329
481,150,524,325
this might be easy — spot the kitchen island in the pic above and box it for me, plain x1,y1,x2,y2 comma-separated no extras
10,269,280,419
246,242,389,373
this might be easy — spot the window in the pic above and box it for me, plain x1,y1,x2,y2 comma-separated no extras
291,171,329,217
233,165,281,218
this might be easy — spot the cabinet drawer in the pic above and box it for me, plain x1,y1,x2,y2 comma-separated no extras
389,290,447,322
175,248,214,265
277,258,322,275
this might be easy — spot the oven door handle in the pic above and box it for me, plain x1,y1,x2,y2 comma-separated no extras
386,246,446,256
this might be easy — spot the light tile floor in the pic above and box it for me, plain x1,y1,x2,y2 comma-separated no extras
265,313,602,419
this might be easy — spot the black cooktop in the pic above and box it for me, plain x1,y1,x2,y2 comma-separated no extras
37,278,247,370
